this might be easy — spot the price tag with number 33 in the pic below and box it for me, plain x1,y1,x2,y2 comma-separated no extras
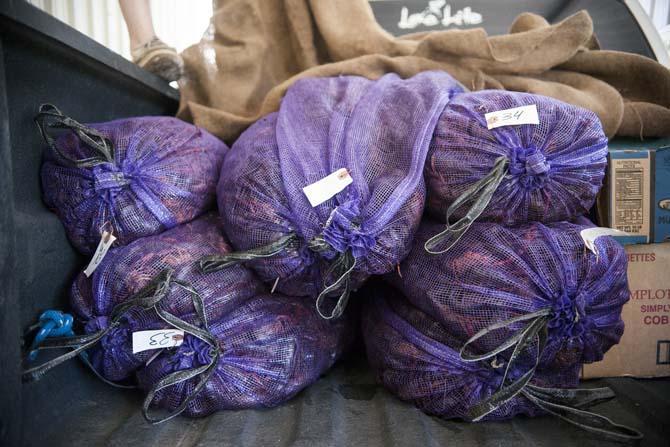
132,329,185,354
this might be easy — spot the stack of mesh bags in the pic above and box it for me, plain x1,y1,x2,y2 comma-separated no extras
29,103,354,423
363,91,642,439
202,71,465,319
25,214,353,422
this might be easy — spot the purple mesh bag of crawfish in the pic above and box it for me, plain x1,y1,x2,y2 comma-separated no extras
217,71,464,316
136,293,353,417
362,286,581,421
385,217,629,371
40,109,227,254
425,90,607,225
70,213,263,381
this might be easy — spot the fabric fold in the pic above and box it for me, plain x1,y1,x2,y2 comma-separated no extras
179,0,670,142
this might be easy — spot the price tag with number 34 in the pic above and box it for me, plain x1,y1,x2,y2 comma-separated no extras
485,104,539,129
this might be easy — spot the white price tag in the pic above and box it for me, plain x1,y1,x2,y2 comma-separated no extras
132,329,185,354
302,168,353,207
485,104,539,129
580,227,628,255
83,231,117,277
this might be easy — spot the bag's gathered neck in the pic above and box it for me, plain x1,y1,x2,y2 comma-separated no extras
199,201,374,320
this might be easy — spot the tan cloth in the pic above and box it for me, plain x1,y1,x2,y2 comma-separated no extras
178,0,670,143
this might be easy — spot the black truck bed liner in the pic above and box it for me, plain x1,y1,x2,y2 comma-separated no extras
1,2,667,445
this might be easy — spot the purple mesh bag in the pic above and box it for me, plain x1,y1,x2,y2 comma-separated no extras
362,286,642,441
362,286,560,421
136,293,353,418
386,218,629,372
66,213,264,383
424,91,607,253
37,104,227,254
204,71,464,319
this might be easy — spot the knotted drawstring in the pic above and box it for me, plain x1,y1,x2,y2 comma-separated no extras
35,104,115,168
459,310,643,441
425,145,555,254
199,232,357,320
508,145,551,190
424,156,509,254
23,269,221,424
199,201,373,320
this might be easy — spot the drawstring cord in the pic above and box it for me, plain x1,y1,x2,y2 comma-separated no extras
424,156,508,254
25,310,136,390
199,228,358,320
140,279,220,424
460,310,643,441
199,233,298,272
311,247,356,320
34,104,115,168
23,269,221,424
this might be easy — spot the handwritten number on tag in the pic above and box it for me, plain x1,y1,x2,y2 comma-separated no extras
485,105,538,129
149,331,172,347
500,110,524,122
133,329,185,353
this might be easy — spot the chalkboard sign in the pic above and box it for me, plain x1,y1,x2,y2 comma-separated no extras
367,0,656,59
368,0,555,36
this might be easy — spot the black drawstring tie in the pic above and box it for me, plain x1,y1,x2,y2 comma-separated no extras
308,238,356,320
199,233,298,272
23,268,221,424
199,231,356,320
425,156,508,254
460,310,643,441
34,104,115,168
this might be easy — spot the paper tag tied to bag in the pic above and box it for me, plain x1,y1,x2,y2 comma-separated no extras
580,227,629,256
302,168,353,207
83,230,117,277
132,329,185,354
485,104,539,129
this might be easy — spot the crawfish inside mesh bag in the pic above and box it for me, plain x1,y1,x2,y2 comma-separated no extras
386,217,630,371
37,104,227,254
137,293,352,418
362,284,642,440
362,285,563,421
423,91,608,253
205,71,465,319
24,213,353,422
69,213,263,383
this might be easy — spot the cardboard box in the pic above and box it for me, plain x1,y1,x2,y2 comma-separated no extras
597,138,670,244
582,242,670,378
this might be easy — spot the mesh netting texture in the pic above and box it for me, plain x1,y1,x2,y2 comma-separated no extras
70,213,264,381
40,112,227,254
426,90,608,225
137,293,353,417
216,71,464,317
386,218,629,372
361,285,580,421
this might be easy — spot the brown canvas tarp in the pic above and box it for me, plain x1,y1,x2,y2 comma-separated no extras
178,0,670,144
